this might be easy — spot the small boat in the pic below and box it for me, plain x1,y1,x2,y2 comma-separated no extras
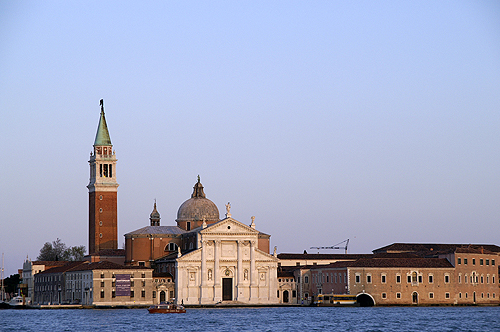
148,302,186,314
8,295,26,308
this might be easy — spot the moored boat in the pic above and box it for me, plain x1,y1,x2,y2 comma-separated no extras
148,303,186,313
8,295,26,308
315,294,358,306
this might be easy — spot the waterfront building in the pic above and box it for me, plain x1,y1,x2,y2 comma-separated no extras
22,259,69,304
65,261,153,306
277,269,297,304
33,261,86,304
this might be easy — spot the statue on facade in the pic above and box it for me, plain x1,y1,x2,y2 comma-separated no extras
225,202,231,218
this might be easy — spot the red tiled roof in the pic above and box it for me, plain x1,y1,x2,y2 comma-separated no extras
373,243,500,254
87,249,126,257
70,261,151,271
349,258,454,268
277,253,372,260
37,261,87,274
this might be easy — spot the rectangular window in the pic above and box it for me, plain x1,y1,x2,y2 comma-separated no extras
473,258,476,265
381,275,386,283
445,275,450,283
112,290,116,298
396,293,401,299
103,164,108,177
486,259,490,266
292,290,297,298
429,293,434,299
355,275,360,283
130,281,134,287
170,291,174,299
480,259,484,265
109,164,112,177
101,281,105,287
141,290,145,298
131,291,134,298
381,293,387,299
418,275,423,283
457,258,461,265
464,258,468,265
407,275,412,283
153,291,156,298
445,293,450,299
396,275,401,283
100,273,105,278
100,290,105,298
492,259,495,266
429,275,434,283
142,273,146,278
367,275,372,283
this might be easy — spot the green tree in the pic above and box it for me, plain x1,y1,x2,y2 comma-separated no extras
36,239,86,261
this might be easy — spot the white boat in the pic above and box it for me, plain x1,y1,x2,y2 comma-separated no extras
9,295,25,308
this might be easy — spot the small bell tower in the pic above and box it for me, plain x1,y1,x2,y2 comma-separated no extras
87,99,119,254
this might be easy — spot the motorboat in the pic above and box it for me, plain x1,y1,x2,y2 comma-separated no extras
148,302,186,313
8,295,26,308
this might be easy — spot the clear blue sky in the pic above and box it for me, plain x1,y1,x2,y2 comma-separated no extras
1,1,499,277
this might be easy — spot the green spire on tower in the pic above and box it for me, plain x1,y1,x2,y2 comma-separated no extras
94,99,112,146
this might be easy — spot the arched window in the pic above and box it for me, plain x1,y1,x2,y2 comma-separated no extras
165,243,178,252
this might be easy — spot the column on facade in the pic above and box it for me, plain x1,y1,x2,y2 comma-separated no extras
213,240,221,302
236,240,243,301
249,240,257,302
200,240,207,304
200,241,207,286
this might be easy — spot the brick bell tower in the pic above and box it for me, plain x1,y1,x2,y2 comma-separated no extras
87,99,119,254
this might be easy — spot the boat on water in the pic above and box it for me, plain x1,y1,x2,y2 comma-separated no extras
148,303,186,314
315,294,358,306
8,295,26,308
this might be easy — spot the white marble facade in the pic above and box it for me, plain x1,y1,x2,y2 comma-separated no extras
175,217,279,305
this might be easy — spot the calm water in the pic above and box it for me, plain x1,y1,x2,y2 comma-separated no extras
1,306,500,331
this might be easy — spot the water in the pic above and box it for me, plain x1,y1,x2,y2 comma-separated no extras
1,306,499,331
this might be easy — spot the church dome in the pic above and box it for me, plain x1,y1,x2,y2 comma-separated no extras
176,177,220,224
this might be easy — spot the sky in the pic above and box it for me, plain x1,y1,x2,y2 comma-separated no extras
1,1,499,277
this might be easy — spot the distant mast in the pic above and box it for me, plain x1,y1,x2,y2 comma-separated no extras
1,253,4,302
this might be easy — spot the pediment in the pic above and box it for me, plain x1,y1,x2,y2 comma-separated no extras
177,248,201,261
201,217,259,235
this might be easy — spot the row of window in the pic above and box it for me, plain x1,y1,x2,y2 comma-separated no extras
100,280,147,287
310,273,347,284
458,273,495,284
355,273,450,284
99,273,147,279
100,289,146,298
457,257,495,266
380,292,497,300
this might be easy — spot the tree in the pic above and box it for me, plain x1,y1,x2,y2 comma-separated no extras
36,239,86,261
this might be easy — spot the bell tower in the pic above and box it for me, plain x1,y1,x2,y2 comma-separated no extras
87,99,119,254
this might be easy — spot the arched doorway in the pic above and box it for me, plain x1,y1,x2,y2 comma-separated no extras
283,290,289,303
412,292,418,304
356,293,375,307
160,291,166,303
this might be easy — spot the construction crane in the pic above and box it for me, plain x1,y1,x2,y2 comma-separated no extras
310,239,349,254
